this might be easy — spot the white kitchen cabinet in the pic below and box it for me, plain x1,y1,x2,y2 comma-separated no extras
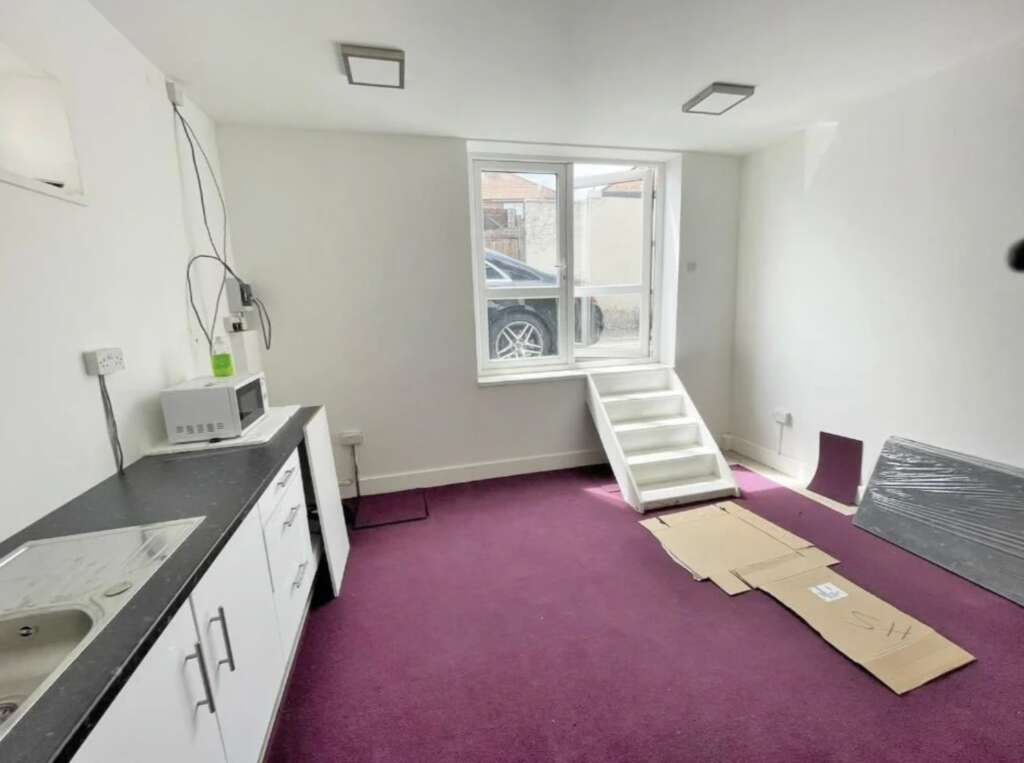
73,602,226,763
75,437,324,763
263,473,315,652
258,449,301,527
191,507,284,762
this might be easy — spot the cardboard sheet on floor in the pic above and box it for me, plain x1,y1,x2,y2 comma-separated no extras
639,502,838,595
641,502,974,693
740,566,975,694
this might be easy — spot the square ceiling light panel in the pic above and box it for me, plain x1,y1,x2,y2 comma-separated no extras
682,82,755,115
338,44,405,89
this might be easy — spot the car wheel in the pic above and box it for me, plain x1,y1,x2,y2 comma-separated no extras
490,309,553,360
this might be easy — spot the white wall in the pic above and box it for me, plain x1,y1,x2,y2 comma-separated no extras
217,127,604,492
0,1,225,540
732,39,1024,482
218,127,741,491
678,153,740,439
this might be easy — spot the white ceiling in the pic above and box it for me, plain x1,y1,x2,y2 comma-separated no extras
92,0,1024,154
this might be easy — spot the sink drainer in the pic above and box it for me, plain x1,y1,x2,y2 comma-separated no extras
0,701,20,724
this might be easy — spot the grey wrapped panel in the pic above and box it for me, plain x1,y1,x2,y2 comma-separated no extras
854,436,1024,607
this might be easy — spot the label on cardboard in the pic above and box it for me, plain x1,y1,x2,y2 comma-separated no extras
809,582,848,602
760,568,975,693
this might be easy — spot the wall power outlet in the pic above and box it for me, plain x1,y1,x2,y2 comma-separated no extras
337,430,364,446
83,348,125,376
773,408,792,426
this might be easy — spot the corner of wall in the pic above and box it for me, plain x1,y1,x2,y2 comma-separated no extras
675,151,742,442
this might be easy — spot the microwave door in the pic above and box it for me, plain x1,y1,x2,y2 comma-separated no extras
236,378,266,431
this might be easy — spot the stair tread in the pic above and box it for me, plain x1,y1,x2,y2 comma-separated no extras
613,415,696,433
626,445,714,465
639,475,736,502
601,389,681,404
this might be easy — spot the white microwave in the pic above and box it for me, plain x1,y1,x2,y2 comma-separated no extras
160,371,268,444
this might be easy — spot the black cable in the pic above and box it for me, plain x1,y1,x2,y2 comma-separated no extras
174,101,274,358
185,254,245,352
174,106,222,262
181,112,232,337
252,296,273,350
98,375,125,475
174,104,229,355
185,259,213,351
179,110,228,259
352,444,362,501
347,443,430,530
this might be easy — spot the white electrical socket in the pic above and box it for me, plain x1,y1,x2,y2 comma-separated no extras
773,408,792,426
83,348,125,376
337,430,364,446
165,80,185,107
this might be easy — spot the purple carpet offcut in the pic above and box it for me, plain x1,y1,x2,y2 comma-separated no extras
268,465,1024,762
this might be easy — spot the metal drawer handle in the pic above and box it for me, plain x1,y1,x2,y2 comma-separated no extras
210,606,236,672
276,467,296,489
185,642,216,714
292,560,309,590
282,504,301,530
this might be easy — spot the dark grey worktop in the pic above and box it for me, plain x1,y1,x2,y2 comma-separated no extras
0,406,320,763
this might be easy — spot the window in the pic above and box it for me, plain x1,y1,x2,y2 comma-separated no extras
470,158,658,375
0,42,83,201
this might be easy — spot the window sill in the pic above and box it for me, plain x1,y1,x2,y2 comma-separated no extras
477,362,667,387
0,168,88,206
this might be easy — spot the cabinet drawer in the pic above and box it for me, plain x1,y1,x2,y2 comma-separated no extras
258,448,301,525
263,477,314,648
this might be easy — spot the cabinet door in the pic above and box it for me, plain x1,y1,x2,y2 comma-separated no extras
303,406,350,596
74,603,225,763
190,508,284,763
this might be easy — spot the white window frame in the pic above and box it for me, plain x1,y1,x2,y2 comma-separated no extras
572,166,655,363
469,155,663,379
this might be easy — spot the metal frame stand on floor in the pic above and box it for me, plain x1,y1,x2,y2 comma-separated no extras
344,443,430,530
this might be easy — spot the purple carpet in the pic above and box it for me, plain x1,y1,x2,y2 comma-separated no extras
268,465,1024,762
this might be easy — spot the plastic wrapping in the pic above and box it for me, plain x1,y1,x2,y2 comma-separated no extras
854,436,1024,607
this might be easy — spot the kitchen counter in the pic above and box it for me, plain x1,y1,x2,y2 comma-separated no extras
0,406,321,763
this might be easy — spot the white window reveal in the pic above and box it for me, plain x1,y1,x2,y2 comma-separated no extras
470,158,658,377
0,43,83,202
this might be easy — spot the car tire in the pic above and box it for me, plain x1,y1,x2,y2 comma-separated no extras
489,308,554,360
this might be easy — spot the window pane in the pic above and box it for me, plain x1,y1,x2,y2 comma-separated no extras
575,293,643,358
573,167,644,287
480,171,560,287
487,298,559,361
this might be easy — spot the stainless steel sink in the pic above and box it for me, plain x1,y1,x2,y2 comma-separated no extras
0,517,203,739
0,608,94,724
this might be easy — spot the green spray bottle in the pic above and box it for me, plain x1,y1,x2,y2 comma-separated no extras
210,335,235,377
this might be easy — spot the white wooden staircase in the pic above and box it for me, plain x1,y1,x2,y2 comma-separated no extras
586,366,739,512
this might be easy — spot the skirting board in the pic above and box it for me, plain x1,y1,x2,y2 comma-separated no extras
354,448,607,496
723,434,807,480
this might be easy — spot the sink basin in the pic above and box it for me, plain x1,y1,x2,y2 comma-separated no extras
0,608,94,723
0,516,203,739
